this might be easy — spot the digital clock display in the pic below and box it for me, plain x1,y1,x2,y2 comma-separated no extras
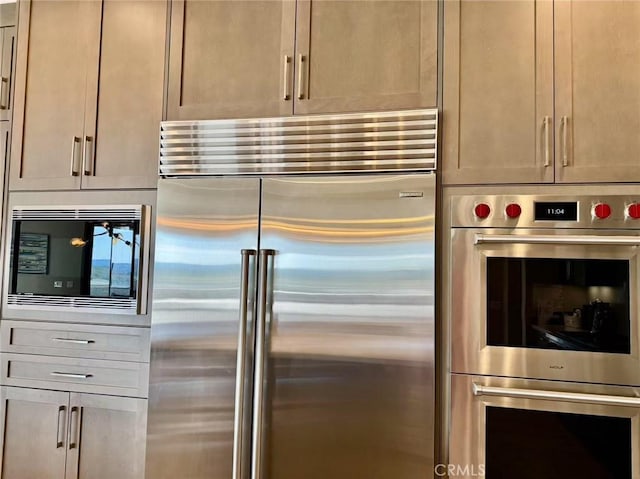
534,202,578,221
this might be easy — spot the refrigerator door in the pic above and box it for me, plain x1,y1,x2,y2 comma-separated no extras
146,178,260,479
255,174,435,479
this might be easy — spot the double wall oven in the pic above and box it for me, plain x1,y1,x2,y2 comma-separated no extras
446,186,640,479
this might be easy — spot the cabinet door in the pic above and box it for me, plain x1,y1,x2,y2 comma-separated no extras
442,0,554,184
0,387,69,479
9,0,91,191
0,121,9,205
293,0,437,115
81,0,166,190
65,393,147,479
0,26,14,122
166,0,296,120
555,1,640,183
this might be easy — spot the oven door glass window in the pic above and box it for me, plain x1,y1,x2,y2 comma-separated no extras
486,406,632,479
486,258,630,354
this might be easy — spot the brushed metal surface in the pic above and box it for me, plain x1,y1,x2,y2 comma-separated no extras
449,374,640,478
451,192,640,229
146,178,260,479
148,173,435,479
451,226,640,385
258,174,435,479
159,109,438,176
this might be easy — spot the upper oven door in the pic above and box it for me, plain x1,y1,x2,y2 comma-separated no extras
451,228,640,385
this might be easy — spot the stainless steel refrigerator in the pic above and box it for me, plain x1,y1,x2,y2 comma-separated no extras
145,110,437,479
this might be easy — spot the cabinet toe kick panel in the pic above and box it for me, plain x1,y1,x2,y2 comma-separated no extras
1,353,148,398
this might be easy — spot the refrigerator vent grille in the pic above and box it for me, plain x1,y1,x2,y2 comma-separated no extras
12,207,142,220
159,109,438,176
7,294,137,314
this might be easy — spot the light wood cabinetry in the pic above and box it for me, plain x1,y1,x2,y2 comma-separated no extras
0,26,15,122
167,0,295,120
554,1,640,183
0,387,146,479
166,0,437,121
443,0,553,184
10,0,166,191
443,0,640,185
0,387,68,479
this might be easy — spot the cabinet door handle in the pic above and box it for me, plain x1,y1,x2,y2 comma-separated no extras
50,372,93,379
56,405,66,448
82,136,93,175
542,116,551,167
283,55,291,101
52,338,95,345
70,137,81,176
561,116,570,167
68,406,81,449
0,77,7,110
297,54,306,100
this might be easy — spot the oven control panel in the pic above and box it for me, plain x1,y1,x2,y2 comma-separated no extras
452,194,640,228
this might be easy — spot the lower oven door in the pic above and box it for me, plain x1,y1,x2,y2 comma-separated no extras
451,228,640,385
449,374,640,479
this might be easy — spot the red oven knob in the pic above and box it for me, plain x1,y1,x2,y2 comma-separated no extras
627,203,640,219
505,203,522,219
474,203,491,219
593,203,611,220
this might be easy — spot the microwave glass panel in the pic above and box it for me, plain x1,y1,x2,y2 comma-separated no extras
486,258,630,354
486,406,632,479
10,220,139,299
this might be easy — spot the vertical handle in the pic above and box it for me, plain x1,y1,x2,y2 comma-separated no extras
561,116,569,167
250,249,276,479
542,116,551,167
232,249,256,479
283,55,291,101
56,405,66,448
68,406,80,449
296,54,306,100
0,77,7,110
70,137,81,176
82,136,93,175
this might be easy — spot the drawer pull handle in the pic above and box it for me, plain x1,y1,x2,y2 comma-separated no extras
52,338,95,345
50,372,93,379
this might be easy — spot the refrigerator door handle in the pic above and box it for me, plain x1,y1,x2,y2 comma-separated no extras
251,249,276,479
233,249,257,479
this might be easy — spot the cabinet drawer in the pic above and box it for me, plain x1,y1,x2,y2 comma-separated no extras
0,321,150,362
1,353,148,398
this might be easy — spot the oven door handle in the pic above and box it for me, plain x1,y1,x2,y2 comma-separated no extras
473,383,640,407
474,234,640,247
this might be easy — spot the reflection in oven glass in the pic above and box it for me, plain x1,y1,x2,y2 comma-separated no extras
486,258,630,354
486,406,631,479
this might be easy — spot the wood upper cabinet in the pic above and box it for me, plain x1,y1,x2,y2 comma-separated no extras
293,0,437,115
166,0,437,121
442,0,554,185
166,0,296,120
444,0,640,185
555,1,640,183
10,0,166,191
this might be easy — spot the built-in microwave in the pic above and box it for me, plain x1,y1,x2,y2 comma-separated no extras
4,204,150,315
